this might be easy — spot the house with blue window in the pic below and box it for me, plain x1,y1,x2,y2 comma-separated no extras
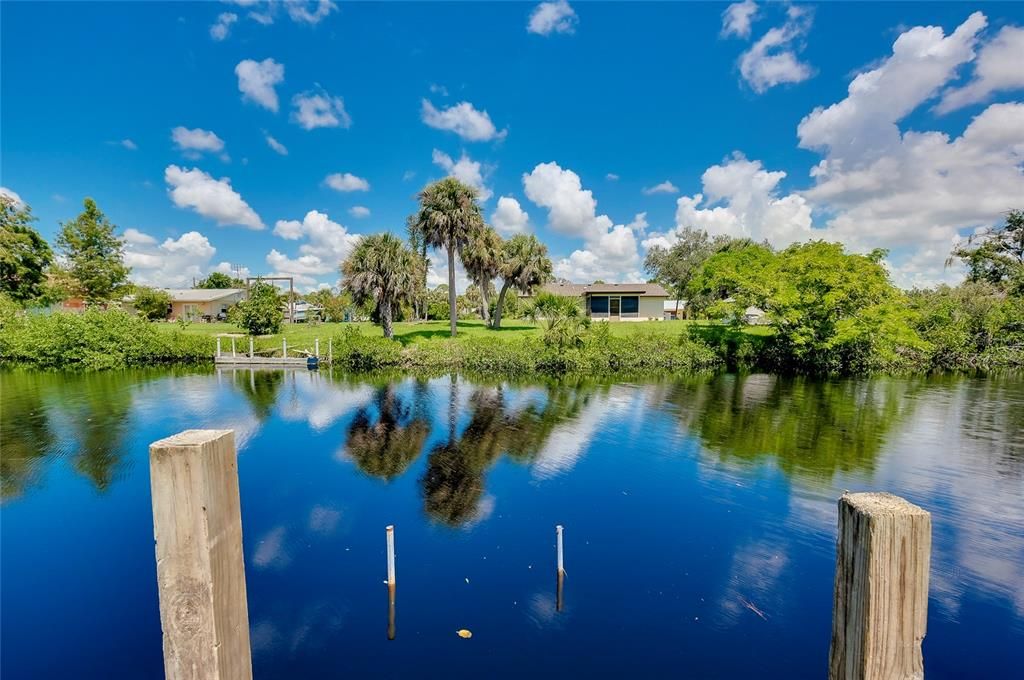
523,282,668,321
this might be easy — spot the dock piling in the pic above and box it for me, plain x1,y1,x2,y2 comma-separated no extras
282,338,287,358
249,337,254,358
149,430,252,680
315,338,320,358
386,525,396,587
829,492,931,680
216,337,222,358
231,337,236,358
556,524,565,612
328,338,333,364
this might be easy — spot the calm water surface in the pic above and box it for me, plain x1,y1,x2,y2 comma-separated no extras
1,368,1022,678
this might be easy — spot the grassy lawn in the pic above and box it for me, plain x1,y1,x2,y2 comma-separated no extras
156,318,709,352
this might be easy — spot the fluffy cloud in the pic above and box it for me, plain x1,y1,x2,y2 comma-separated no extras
210,12,237,41
421,99,506,142
738,5,814,93
348,206,370,218
797,12,985,164
285,0,337,25
235,58,285,112
164,165,264,230
124,229,218,288
670,154,812,245
491,196,530,235
426,248,471,291
324,172,370,192
721,0,758,39
119,138,138,150
292,86,351,130
523,162,642,282
263,131,287,155
0,186,24,207
527,1,578,36
270,210,360,279
171,126,226,159
432,149,492,201
605,173,619,181
937,25,1024,113
642,180,679,195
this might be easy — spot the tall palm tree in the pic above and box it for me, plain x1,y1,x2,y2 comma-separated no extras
492,234,553,329
461,224,502,322
341,233,416,339
414,178,483,337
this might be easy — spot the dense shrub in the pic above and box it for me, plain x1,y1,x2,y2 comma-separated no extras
0,307,213,370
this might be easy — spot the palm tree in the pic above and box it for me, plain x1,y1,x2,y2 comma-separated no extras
341,233,416,339
461,224,502,322
492,234,553,329
413,178,483,337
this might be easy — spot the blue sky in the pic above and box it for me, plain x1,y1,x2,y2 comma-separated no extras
2,1,1023,291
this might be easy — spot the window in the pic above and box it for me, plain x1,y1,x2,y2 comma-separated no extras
621,296,639,314
590,296,609,314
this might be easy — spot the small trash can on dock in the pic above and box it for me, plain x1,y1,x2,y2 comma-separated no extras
307,356,319,370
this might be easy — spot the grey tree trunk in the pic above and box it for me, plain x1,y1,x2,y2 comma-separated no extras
382,301,394,339
479,277,491,322
491,280,512,329
447,245,457,337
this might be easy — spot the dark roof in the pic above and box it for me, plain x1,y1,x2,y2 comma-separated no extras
523,282,668,298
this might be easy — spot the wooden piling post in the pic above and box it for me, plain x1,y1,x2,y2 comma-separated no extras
231,337,236,358
248,337,254,358
315,338,320,358
282,337,287,358
556,525,565,575
386,525,396,640
216,337,222,358
829,492,931,680
556,524,565,612
149,430,252,680
328,338,333,364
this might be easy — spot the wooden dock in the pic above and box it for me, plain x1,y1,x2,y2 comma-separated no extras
214,336,331,367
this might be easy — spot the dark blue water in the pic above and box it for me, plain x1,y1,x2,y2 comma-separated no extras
2,369,1022,678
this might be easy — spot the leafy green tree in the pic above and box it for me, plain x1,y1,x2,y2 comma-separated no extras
133,286,171,320
689,241,775,319
461,224,502,322
948,209,1024,292
305,288,355,322
55,198,129,304
644,228,727,318
234,280,283,335
492,234,553,329
341,233,417,339
197,271,243,289
0,196,53,304
413,178,484,336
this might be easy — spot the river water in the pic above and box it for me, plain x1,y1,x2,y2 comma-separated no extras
1,368,1022,678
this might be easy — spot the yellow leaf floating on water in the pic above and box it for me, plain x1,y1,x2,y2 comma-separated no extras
456,629,472,639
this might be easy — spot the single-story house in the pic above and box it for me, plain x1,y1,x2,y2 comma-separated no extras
522,282,668,321
290,302,322,322
164,288,247,321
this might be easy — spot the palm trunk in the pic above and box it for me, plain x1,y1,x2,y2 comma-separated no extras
492,280,512,329
447,245,457,337
479,277,491,322
382,301,394,339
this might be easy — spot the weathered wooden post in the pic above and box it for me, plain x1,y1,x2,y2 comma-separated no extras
829,492,931,680
556,525,565,612
216,337,222,358
328,338,333,364
386,525,396,640
315,338,320,358
150,430,252,680
282,338,287,358
231,337,236,358
248,337,254,358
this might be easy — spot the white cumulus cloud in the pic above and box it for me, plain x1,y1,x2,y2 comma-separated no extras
348,206,370,218
421,99,506,142
171,127,226,159
285,0,337,25
268,210,360,287
292,86,351,130
235,58,285,112
324,172,370,192
432,149,492,201
210,12,238,41
937,25,1024,113
738,5,814,93
721,0,758,39
164,165,264,230
527,1,578,36
642,180,679,195
263,131,288,155
491,196,530,235
124,229,219,288
0,187,24,207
